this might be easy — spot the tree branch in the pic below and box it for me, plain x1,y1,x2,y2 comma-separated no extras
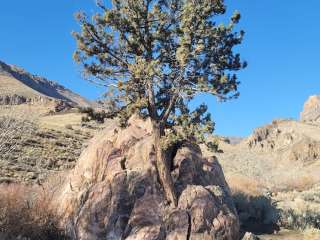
83,24,129,69
160,92,178,123
146,80,158,120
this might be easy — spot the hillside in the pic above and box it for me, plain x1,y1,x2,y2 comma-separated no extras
0,60,105,183
0,60,92,107
203,96,320,237
0,106,109,183
200,94,320,190
1,60,320,238
215,119,320,189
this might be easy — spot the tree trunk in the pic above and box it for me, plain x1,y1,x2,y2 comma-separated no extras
153,122,177,206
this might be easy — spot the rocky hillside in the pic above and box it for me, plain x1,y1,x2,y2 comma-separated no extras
0,60,92,108
207,95,320,238
214,119,320,189
0,107,110,184
0,118,89,183
0,60,105,184
207,95,320,189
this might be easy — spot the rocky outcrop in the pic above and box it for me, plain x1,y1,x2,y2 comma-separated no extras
56,116,239,240
0,94,27,105
0,94,73,113
301,95,320,122
246,120,284,151
285,137,320,163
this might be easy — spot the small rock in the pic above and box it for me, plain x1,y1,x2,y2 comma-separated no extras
242,232,260,240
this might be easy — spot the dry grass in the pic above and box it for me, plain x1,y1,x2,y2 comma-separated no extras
0,108,35,155
226,175,280,235
39,112,83,131
303,228,320,240
228,174,320,234
0,175,68,239
281,175,317,192
227,174,265,197
276,185,320,231
0,106,93,183
0,104,49,118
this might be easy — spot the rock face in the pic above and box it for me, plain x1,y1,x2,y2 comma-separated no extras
301,95,320,122
56,116,239,240
0,94,27,105
0,93,73,113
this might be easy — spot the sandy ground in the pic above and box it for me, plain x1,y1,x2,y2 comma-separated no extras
260,230,304,240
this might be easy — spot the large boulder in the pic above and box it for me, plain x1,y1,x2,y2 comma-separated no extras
55,116,239,240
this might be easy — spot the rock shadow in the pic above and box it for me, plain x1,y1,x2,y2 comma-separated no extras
232,192,280,235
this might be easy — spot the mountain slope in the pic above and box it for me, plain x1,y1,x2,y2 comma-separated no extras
207,96,320,236
0,60,92,107
215,119,320,189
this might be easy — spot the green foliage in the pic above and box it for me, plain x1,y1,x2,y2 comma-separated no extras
73,0,246,147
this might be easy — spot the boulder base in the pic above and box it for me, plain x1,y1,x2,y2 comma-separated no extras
56,116,239,240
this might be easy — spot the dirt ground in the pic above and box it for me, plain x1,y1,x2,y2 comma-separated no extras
259,229,305,240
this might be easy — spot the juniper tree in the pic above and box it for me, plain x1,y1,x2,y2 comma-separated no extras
73,0,246,206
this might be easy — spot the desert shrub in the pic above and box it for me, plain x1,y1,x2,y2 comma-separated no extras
281,175,317,192
91,111,106,123
0,116,35,155
228,175,279,234
78,106,93,114
65,124,73,130
276,185,320,230
206,137,221,153
74,129,82,135
280,208,320,230
81,116,90,122
79,107,106,123
0,180,69,239
303,228,320,240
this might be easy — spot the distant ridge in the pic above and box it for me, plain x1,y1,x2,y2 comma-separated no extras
0,60,92,107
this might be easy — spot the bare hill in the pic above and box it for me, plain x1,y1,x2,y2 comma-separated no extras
0,60,92,107
205,96,320,237
214,119,320,189
0,60,105,183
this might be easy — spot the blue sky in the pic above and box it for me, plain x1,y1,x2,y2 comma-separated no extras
1,0,320,136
